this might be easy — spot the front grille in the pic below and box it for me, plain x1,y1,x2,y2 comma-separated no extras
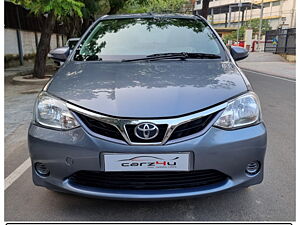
125,124,168,143
68,170,228,190
169,112,219,141
75,113,125,141
75,110,219,144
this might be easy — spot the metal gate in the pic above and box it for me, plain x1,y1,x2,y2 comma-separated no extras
264,29,278,53
265,28,296,55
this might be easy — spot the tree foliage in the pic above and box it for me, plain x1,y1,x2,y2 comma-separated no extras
119,0,189,14
11,0,85,78
223,19,272,44
11,0,85,19
245,18,272,34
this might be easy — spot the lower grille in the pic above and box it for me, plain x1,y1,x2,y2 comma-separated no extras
68,170,228,190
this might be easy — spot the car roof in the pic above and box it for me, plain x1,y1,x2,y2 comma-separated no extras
97,13,203,22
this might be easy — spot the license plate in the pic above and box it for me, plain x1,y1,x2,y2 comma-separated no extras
103,153,190,172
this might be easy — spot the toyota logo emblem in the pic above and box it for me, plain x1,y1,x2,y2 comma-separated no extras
134,123,159,140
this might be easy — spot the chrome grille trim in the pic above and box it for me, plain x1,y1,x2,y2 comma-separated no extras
67,102,227,145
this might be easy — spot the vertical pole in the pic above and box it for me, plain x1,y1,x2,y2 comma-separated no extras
290,0,296,28
249,1,253,28
16,6,23,65
279,0,283,28
34,32,38,49
225,13,228,28
237,1,242,42
258,0,264,51
56,34,59,48
16,30,24,66
241,9,245,26
284,29,288,53
211,8,214,24
228,6,232,27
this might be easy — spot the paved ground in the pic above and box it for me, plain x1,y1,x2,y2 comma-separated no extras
237,52,296,80
5,64,33,77
4,70,295,221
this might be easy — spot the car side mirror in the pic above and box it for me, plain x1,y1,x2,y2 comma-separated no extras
48,47,70,66
230,46,249,61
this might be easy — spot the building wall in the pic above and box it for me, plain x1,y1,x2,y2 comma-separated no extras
4,29,19,55
5,28,67,56
195,0,296,29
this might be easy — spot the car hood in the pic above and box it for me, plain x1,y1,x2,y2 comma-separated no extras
47,60,248,118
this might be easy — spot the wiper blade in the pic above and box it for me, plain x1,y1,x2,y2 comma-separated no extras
122,52,220,62
122,54,186,62
148,52,221,59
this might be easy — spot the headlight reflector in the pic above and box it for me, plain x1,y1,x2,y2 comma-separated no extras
214,92,261,129
35,92,79,130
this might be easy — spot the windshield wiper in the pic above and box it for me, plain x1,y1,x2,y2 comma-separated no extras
121,52,221,62
149,52,221,59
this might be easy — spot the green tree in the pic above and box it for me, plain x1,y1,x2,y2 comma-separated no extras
11,0,85,78
119,0,189,14
223,27,246,44
223,19,272,44
245,18,272,34
108,0,130,14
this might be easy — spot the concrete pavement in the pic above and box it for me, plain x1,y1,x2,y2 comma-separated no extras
237,52,296,80
4,70,295,221
5,64,33,77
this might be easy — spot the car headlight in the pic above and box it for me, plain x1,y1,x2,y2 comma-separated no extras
214,92,262,129
34,92,79,130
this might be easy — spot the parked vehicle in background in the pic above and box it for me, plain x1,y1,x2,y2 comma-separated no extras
48,38,80,67
29,14,266,200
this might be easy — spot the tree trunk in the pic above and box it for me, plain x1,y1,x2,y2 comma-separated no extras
201,0,210,19
33,11,56,79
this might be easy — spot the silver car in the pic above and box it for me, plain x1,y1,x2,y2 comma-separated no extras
28,14,267,200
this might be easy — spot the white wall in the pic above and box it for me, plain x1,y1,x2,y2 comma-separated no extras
5,28,67,56
21,30,36,55
5,29,19,55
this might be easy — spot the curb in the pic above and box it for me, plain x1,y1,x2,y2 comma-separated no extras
12,74,52,85
4,69,34,79
240,67,296,81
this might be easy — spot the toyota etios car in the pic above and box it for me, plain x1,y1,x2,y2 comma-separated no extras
28,14,267,200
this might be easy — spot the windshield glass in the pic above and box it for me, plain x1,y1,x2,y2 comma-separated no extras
74,18,223,61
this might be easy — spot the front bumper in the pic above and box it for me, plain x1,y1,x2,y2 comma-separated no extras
28,123,267,200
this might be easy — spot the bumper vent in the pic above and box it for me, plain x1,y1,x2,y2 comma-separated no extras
68,170,228,190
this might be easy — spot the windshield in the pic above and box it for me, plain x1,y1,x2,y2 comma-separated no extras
74,18,223,61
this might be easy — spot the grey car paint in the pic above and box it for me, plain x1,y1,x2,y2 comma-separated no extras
47,60,248,118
